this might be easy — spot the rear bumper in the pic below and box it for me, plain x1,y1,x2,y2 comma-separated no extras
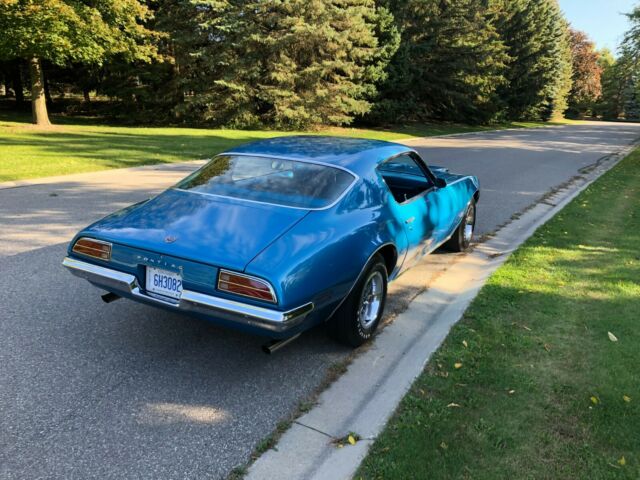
62,257,314,333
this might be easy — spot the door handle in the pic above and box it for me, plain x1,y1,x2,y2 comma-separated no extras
405,217,415,224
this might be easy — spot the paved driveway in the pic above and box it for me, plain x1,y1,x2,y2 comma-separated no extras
1,122,639,479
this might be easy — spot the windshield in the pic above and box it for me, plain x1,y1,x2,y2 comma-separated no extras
175,155,356,209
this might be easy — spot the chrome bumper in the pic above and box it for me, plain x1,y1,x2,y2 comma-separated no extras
62,257,313,333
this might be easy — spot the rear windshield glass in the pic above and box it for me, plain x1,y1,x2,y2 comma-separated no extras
175,155,356,209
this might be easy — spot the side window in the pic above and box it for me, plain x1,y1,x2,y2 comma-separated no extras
378,154,433,203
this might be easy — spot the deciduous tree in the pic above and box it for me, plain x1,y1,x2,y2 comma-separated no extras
567,29,602,118
0,0,159,125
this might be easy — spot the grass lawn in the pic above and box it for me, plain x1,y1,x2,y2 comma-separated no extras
0,109,573,182
357,149,640,479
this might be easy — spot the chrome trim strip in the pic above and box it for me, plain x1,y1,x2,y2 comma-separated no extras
62,257,313,332
63,257,135,292
173,152,360,212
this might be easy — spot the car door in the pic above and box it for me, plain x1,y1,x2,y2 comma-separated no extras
411,154,461,244
378,153,451,268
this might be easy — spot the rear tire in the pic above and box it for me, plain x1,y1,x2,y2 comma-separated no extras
444,199,476,252
327,254,388,347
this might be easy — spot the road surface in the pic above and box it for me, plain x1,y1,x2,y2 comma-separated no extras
1,122,638,479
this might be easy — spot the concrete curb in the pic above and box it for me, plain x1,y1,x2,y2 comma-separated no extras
245,143,636,480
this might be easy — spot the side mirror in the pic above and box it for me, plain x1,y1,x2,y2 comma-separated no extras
435,177,447,189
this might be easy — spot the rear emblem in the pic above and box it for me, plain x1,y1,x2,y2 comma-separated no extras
164,235,178,244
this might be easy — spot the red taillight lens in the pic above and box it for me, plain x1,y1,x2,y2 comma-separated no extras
217,270,277,303
72,238,112,261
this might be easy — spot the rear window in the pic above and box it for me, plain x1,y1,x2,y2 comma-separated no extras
175,155,356,209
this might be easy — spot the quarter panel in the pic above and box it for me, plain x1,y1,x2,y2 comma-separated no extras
246,177,409,317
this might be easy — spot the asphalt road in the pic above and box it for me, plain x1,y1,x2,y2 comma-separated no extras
1,122,639,479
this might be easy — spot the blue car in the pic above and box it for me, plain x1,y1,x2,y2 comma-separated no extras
63,136,479,349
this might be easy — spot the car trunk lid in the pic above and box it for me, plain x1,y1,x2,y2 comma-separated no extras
83,189,309,271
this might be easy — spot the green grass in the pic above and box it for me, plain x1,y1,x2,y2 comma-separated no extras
0,110,573,182
358,149,640,479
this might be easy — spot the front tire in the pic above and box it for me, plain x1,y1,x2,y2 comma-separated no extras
327,254,388,347
444,199,476,252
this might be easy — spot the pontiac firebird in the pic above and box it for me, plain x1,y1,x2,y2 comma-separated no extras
63,136,479,348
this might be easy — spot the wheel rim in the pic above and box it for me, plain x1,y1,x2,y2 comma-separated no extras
358,271,384,330
463,204,475,243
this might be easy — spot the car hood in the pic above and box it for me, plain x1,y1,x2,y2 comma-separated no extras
81,189,309,271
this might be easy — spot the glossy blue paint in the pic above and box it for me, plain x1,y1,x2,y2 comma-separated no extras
79,188,308,272
66,136,479,338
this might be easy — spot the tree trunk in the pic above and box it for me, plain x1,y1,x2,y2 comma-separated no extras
83,88,91,103
11,60,24,105
29,57,50,126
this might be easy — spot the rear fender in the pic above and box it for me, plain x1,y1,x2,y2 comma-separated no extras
245,207,407,316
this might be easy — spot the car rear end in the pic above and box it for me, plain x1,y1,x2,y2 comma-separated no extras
63,152,357,338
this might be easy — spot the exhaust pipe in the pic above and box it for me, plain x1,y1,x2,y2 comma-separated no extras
262,333,301,355
101,292,121,303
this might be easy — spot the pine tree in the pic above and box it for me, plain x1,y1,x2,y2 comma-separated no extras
496,0,571,121
187,0,399,128
371,0,509,124
595,49,624,120
622,73,640,121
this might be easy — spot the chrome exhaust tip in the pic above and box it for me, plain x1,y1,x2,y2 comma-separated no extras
101,292,121,303
262,333,301,354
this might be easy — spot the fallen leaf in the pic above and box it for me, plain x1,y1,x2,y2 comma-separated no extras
509,390,516,395
447,403,461,408
618,456,626,466
348,435,356,446
522,325,532,331
454,363,463,369
440,442,448,450
591,396,599,405
608,332,618,342
544,344,551,352
623,395,631,403
462,340,468,348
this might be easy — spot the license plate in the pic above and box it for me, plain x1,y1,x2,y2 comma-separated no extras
146,267,183,300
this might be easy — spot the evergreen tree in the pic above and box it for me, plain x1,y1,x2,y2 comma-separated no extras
187,0,399,128
496,0,571,121
371,0,509,124
595,49,624,120
622,72,640,121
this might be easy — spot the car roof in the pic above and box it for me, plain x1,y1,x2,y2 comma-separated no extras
223,135,413,176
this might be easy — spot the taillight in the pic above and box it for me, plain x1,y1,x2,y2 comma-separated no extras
72,237,112,261
217,270,277,303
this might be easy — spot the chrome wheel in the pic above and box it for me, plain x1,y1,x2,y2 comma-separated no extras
463,204,475,243
358,271,384,330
